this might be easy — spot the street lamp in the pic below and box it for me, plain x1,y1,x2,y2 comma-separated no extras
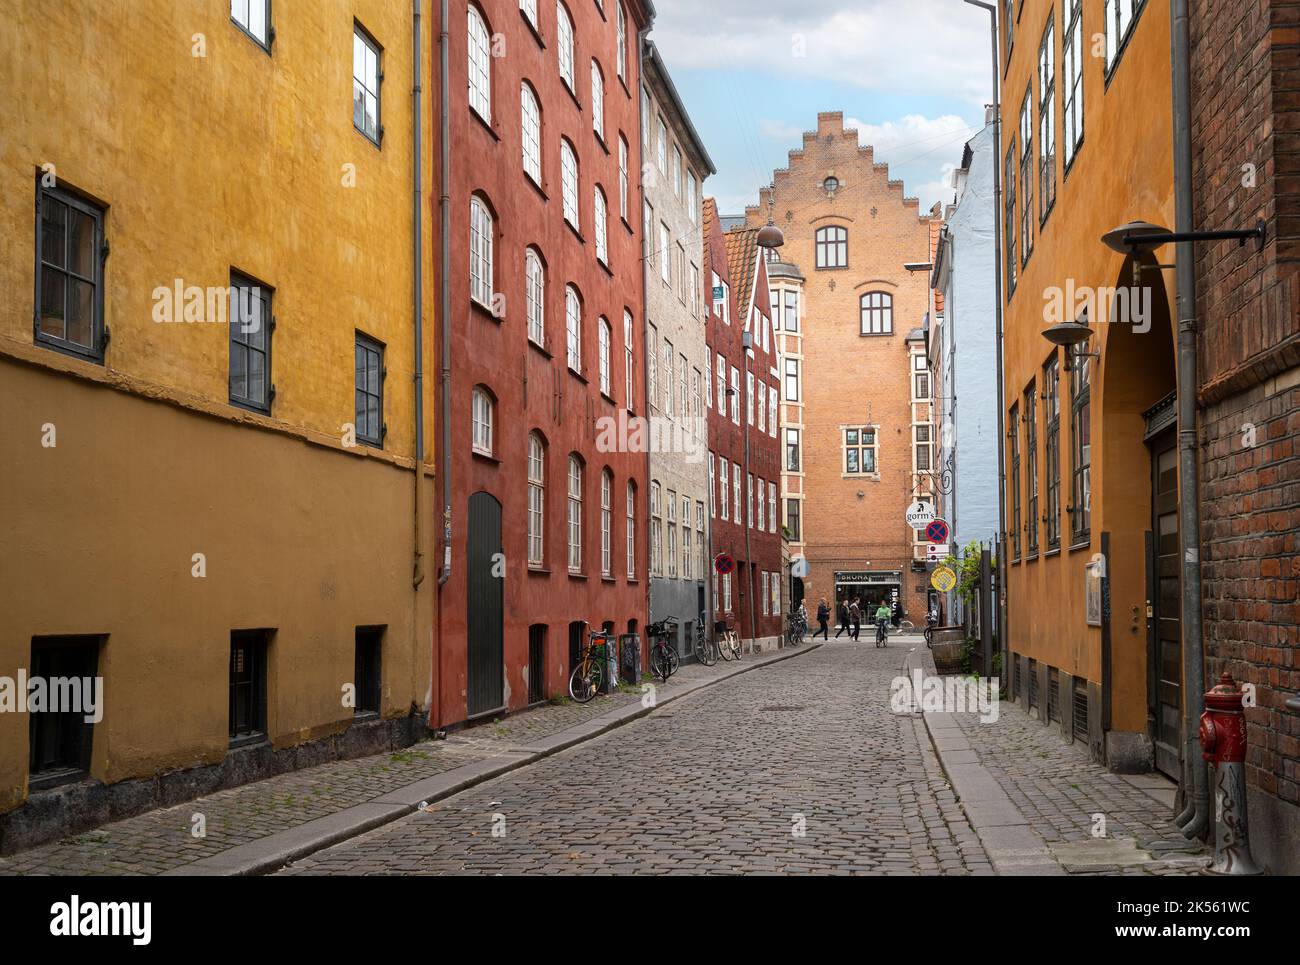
757,181,784,251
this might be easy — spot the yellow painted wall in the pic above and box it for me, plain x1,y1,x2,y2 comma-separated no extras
1002,0,1177,735
0,1,435,811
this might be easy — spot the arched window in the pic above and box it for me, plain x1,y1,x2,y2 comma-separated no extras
618,135,629,220
520,82,541,183
593,186,608,264
467,6,491,122
625,480,636,578
567,455,584,572
815,225,848,269
623,309,634,409
471,386,494,455
556,2,574,89
525,247,545,346
469,196,493,307
859,291,893,335
598,316,611,395
519,0,537,28
616,5,627,81
527,432,545,564
560,140,579,228
591,60,605,140
565,285,581,372
600,469,613,577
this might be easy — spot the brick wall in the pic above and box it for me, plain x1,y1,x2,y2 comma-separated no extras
1192,0,1300,870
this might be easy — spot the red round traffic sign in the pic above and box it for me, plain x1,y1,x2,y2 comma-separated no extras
713,553,735,575
926,519,950,544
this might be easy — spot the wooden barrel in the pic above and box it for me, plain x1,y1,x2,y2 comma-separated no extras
930,627,968,674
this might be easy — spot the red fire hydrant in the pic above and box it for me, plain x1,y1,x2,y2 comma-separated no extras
1198,672,1261,875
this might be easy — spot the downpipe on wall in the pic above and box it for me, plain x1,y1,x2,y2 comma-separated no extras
437,0,452,593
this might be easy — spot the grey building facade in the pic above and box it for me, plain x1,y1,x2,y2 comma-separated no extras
641,41,716,658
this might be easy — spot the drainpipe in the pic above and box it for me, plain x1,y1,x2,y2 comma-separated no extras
742,330,756,649
964,0,1007,686
437,0,452,594
411,0,425,586
1170,0,1209,841
638,25,652,636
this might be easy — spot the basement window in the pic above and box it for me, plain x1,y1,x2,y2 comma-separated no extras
354,627,383,717
229,630,270,747
28,636,101,791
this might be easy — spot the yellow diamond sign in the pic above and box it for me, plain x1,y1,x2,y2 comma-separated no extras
931,565,957,593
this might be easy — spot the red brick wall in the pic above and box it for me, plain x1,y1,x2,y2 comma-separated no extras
432,0,653,724
1192,0,1300,844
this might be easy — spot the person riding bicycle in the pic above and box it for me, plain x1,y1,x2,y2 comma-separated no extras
874,601,891,647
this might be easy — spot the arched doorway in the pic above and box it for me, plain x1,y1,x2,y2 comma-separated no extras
1099,252,1178,776
466,491,503,716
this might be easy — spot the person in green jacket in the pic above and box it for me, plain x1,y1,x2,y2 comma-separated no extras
874,602,892,647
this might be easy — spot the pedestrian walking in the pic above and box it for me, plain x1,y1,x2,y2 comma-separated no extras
891,597,902,628
848,599,861,641
834,599,850,638
814,598,830,640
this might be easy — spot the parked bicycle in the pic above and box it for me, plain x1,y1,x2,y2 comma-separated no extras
694,619,718,666
715,619,742,661
568,627,616,703
924,611,938,648
786,608,807,647
646,619,680,681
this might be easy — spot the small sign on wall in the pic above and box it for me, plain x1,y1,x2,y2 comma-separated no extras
1085,557,1103,626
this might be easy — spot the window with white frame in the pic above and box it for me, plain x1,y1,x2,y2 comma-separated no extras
760,571,768,616
470,196,493,307
784,357,800,401
705,357,713,409
719,456,729,520
672,145,682,196
843,426,878,475
527,432,545,564
687,171,697,223
472,386,494,456
556,2,574,88
626,481,636,577
598,316,611,395
231,0,270,47
521,83,541,182
594,187,608,264
770,570,779,614
709,455,716,517
623,310,634,409
591,60,605,140
915,424,932,471
600,470,612,577
690,262,700,318
678,353,688,423
722,571,732,612
657,116,667,172
786,428,801,472
730,366,740,424
914,371,931,400
647,323,658,408
732,464,741,524
565,285,581,371
520,0,538,26
467,7,491,123
560,140,579,228
526,247,544,345
747,474,754,529
695,502,705,577
659,222,670,283
567,455,583,571
663,339,674,417
716,355,726,414
616,5,627,81
618,136,629,219
353,24,381,143
768,385,778,437
745,371,753,425
768,481,776,534
757,381,766,433
650,482,662,575
681,494,691,579
756,476,765,530
640,87,649,151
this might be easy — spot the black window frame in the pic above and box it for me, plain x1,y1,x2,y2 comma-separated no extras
859,291,893,336
230,0,274,52
352,20,384,147
1061,0,1085,171
35,180,108,364
1019,86,1035,268
1038,15,1057,226
1004,139,1018,295
28,635,101,791
354,626,383,717
228,269,275,414
814,225,848,270
1044,355,1062,550
1069,342,1092,543
354,332,386,448
1025,381,1039,556
229,629,270,747
785,427,801,472
786,497,801,541
1010,401,1022,560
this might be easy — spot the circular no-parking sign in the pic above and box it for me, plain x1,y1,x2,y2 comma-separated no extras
926,519,950,544
714,553,735,575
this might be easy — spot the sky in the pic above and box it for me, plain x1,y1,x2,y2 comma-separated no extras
647,0,996,216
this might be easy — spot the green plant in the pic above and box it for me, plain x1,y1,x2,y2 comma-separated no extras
941,541,997,605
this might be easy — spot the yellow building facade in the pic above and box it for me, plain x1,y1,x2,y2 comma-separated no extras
0,1,435,850
1000,0,1180,770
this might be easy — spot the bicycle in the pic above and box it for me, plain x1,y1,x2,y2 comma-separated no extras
785,610,807,647
568,628,615,703
646,619,680,681
874,618,889,648
694,620,718,666
923,612,938,648
716,621,742,661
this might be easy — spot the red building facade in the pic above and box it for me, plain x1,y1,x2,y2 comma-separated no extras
432,0,653,726
703,199,784,648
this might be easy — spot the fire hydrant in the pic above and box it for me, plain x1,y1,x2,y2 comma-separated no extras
1198,672,1261,875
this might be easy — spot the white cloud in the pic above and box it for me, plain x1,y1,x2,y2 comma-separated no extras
844,114,974,209
758,119,805,141
651,0,995,105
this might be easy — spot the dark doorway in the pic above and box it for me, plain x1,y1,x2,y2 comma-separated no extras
527,624,546,705
466,491,504,717
1147,423,1181,779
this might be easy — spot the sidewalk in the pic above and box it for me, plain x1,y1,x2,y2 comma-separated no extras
905,647,1212,876
0,643,817,876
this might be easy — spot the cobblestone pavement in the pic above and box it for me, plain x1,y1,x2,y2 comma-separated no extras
949,701,1211,875
281,639,993,875
0,649,778,875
